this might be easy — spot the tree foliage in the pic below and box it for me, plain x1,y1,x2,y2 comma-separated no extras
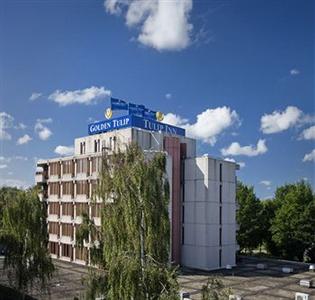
271,181,315,260
260,199,279,256
76,144,179,299
236,180,315,262
0,187,54,294
236,182,264,252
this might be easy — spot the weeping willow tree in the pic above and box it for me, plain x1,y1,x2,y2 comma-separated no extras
0,187,54,296
76,144,179,299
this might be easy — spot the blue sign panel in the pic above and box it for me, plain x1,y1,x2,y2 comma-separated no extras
88,115,131,135
88,115,185,137
110,98,128,110
132,115,186,136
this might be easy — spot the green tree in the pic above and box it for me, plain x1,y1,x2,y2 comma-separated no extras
0,187,54,296
0,187,21,225
76,144,178,299
260,199,279,256
271,181,315,260
236,182,264,252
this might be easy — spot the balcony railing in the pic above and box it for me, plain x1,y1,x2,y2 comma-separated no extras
35,171,48,184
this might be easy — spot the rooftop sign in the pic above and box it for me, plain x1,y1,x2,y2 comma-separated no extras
88,115,185,137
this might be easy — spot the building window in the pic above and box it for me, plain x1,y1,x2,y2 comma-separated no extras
62,160,74,175
94,139,100,153
76,203,89,217
219,249,222,267
182,226,185,245
219,206,222,225
48,202,60,215
109,137,112,150
62,182,74,196
77,158,89,174
80,142,86,155
219,184,222,203
49,222,59,235
113,136,117,151
91,180,98,196
75,247,88,261
49,162,60,176
219,163,222,182
49,242,59,256
92,157,102,173
62,203,73,216
49,183,60,196
219,227,222,246
76,180,89,196
61,244,72,258
61,223,73,237
91,203,102,218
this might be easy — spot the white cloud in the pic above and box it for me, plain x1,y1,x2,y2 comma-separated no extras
14,156,28,161
260,180,271,187
303,149,315,162
165,107,239,145
290,69,300,76
29,92,42,101
224,157,235,163
164,113,188,127
300,125,315,140
49,86,111,106
165,93,172,99
38,127,52,140
17,134,32,145
0,112,14,140
35,118,52,141
54,145,74,156
0,164,7,169
0,156,28,163
104,0,127,14
0,156,10,163
104,0,193,51
260,106,302,134
14,122,27,130
238,162,246,169
37,118,52,124
221,139,268,157
224,157,245,169
0,178,30,189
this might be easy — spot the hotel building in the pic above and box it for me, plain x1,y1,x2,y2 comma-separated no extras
36,114,239,270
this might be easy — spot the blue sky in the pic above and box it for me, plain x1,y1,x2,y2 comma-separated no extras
0,0,314,199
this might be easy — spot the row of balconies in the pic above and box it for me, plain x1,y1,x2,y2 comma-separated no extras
35,171,48,184
49,231,100,249
36,170,100,184
48,214,101,225
36,155,104,182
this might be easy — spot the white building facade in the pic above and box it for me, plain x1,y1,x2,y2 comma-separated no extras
36,115,239,270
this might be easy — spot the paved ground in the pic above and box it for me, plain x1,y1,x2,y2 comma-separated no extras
178,256,315,300
1,256,315,299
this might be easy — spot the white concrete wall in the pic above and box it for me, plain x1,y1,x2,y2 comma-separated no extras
182,156,237,270
74,128,132,155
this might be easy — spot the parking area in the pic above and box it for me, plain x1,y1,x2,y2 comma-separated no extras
1,256,314,299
